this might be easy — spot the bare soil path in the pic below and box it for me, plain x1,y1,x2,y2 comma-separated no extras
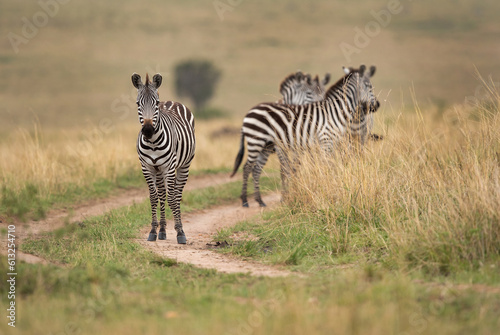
137,192,292,277
0,174,229,263
0,173,292,277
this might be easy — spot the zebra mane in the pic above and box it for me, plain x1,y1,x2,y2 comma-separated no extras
279,71,308,92
324,68,362,97
145,73,150,87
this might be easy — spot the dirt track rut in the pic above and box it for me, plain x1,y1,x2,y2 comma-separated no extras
0,174,292,277
137,192,292,277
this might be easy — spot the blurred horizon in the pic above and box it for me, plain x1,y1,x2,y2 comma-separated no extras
1,0,499,132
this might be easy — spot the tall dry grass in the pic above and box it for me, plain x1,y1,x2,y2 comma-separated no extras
0,123,138,197
0,119,243,219
283,87,500,274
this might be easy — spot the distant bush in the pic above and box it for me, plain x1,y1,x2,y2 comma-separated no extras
174,60,221,112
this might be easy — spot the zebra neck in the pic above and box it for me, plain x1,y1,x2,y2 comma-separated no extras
325,91,360,116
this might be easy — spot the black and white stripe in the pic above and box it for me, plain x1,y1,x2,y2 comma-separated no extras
132,73,195,243
231,65,379,207
280,70,382,140
278,71,330,105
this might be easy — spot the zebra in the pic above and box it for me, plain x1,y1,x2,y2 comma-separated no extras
280,70,382,141
131,73,195,243
230,65,380,207
278,71,331,105
239,71,331,198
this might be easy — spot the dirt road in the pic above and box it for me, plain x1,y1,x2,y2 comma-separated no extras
0,173,291,277
137,192,292,277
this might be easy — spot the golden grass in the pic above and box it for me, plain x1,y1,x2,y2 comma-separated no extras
1,0,500,132
284,85,500,272
0,119,244,198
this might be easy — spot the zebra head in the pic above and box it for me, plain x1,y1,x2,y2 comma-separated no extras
131,73,163,140
342,65,380,115
279,71,330,105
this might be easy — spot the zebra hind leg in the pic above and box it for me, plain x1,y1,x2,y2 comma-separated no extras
158,222,167,240
156,174,167,240
252,144,273,207
241,160,254,207
146,177,159,241
148,220,158,241
171,166,191,244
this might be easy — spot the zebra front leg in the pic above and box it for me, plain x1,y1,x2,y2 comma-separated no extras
144,171,159,241
276,149,292,203
156,174,167,240
241,160,254,207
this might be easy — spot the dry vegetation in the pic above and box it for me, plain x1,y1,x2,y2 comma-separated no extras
1,1,500,333
0,120,241,195
0,119,249,220
280,81,500,273
1,0,499,132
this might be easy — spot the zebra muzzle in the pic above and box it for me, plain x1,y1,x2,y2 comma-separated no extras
142,119,155,139
363,100,380,114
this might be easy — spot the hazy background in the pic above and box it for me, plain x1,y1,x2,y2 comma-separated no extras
1,0,499,132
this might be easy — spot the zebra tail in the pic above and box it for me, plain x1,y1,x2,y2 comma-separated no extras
230,133,245,177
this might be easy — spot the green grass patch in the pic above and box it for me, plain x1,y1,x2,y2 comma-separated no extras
0,168,144,222
0,169,242,222
1,179,498,334
216,206,386,272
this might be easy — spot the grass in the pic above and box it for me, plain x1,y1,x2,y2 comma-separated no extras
0,119,252,222
1,1,500,332
1,0,500,132
217,82,500,282
1,172,143,222
1,177,498,334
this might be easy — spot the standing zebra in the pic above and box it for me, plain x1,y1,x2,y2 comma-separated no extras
132,73,195,243
231,65,380,207
280,70,382,141
237,70,331,204
278,71,331,105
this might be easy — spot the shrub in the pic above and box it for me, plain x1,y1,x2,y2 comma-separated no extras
174,59,221,112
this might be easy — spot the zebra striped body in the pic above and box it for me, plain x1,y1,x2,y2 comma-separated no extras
280,70,382,141
132,73,195,243
231,65,379,207
239,71,331,204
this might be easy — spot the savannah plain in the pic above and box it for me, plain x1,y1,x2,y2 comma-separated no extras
0,0,499,334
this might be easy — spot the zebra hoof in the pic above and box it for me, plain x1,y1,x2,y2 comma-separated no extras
177,235,187,244
147,233,157,242
257,201,267,207
242,202,249,208
158,232,167,240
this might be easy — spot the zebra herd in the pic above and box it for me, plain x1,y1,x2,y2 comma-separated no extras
131,65,380,243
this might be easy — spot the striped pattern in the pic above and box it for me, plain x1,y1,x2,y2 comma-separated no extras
132,73,195,243
231,65,379,207
280,71,382,141
278,71,330,105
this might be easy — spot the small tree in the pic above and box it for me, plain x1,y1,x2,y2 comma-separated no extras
174,59,221,111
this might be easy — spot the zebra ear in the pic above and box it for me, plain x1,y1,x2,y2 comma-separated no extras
152,74,162,89
305,74,312,85
131,73,143,89
322,73,331,86
343,66,351,75
369,66,376,77
359,65,366,76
